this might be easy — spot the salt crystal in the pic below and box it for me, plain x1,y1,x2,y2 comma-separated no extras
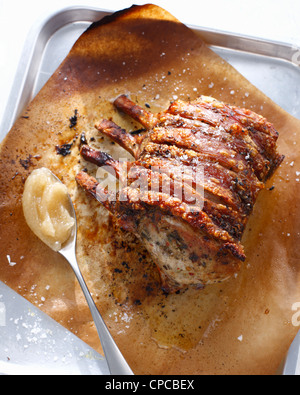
7,255,17,267
31,327,41,335
237,335,243,342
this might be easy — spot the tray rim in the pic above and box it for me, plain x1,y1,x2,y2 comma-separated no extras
1,5,300,140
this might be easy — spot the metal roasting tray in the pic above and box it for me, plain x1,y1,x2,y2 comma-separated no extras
1,6,300,375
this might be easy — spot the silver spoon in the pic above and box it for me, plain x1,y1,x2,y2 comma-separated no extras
53,173,134,375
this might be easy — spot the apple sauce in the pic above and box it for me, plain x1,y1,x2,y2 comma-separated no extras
22,167,75,251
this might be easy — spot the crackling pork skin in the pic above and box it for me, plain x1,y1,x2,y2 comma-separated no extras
76,94,284,292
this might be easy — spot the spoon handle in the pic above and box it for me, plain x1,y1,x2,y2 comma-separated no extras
61,247,134,375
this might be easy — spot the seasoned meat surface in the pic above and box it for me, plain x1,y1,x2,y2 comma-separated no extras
76,95,284,292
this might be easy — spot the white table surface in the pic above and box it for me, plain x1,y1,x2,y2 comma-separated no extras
0,0,300,130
